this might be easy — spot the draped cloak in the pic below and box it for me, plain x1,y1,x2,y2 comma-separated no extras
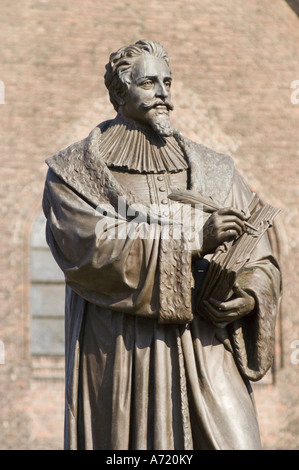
42,119,281,450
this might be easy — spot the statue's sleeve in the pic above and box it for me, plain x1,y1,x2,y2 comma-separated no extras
226,170,282,381
42,170,193,323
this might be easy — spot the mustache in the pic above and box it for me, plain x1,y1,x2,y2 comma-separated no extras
140,99,174,111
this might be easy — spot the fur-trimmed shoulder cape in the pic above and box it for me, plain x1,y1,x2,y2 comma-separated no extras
46,120,235,211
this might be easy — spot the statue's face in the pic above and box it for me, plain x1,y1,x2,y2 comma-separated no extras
120,54,174,135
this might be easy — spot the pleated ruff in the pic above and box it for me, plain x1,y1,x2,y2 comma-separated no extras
77,305,262,450
99,114,188,174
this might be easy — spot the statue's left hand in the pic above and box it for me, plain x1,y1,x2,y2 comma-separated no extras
203,283,255,328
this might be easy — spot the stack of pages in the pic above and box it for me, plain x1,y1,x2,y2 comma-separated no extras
168,189,280,314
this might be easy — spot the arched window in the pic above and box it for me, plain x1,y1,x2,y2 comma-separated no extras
30,210,65,357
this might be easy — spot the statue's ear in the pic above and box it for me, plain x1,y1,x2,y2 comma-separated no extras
116,94,125,107
114,83,127,107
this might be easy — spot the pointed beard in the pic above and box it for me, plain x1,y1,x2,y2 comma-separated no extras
147,110,174,137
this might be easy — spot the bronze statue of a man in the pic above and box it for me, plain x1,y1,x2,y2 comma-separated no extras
43,40,281,450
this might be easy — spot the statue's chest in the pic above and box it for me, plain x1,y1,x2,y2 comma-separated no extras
111,169,188,219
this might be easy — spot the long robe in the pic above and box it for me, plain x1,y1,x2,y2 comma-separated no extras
42,121,281,450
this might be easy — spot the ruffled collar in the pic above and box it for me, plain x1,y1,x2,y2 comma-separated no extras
98,113,189,174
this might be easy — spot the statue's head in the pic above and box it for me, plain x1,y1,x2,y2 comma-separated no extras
104,40,174,136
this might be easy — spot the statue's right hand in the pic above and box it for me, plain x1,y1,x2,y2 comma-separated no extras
200,207,246,256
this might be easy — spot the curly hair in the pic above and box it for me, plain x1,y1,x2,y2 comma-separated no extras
104,40,170,111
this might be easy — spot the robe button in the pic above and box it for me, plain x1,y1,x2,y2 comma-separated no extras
161,199,168,204
159,186,166,192
157,175,164,181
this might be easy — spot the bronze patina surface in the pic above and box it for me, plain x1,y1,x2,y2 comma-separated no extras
43,40,281,450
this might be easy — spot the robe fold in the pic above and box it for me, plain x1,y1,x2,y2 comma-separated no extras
42,121,281,450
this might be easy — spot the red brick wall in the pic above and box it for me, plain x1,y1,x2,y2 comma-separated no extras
0,0,298,449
